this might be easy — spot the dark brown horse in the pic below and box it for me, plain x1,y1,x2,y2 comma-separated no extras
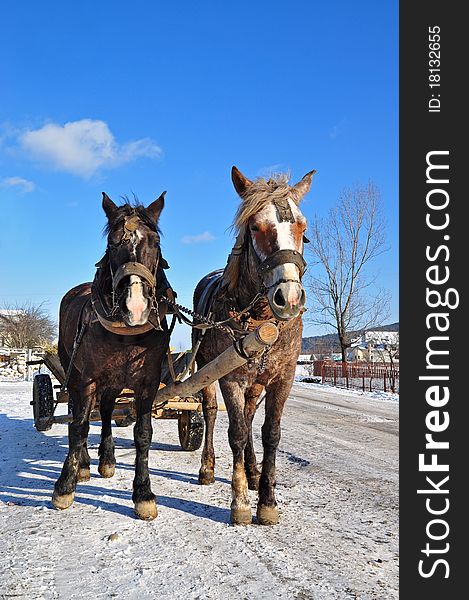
194,166,315,525
52,192,170,520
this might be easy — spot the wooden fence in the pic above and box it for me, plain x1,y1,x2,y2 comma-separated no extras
314,361,399,393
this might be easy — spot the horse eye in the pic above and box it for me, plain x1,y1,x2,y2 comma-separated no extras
251,225,259,232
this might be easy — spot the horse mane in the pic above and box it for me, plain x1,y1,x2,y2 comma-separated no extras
222,173,292,293
233,173,291,228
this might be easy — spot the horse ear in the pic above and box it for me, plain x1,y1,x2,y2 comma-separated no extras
102,192,118,219
231,166,253,198
146,191,166,223
292,170,317,203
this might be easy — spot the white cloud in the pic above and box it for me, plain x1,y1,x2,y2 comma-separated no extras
0,176,35,193
181,231,215,244
19,119,161,178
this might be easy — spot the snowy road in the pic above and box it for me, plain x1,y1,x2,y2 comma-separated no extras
0,382,398,600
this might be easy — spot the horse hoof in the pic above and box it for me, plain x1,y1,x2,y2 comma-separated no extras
134,500,158,521
77,467,90,482
230,508,252,525
257,505,279,525
198,471,215,485
52,491,75,510
98,463,115,478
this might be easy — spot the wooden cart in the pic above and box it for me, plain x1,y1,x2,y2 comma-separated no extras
28,322,278,451
29,348,205,450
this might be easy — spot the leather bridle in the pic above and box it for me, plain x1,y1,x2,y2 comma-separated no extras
92,213,163,335
230,226,307,294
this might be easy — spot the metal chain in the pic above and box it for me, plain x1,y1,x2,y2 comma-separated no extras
159,294,274,373
159,296,242,340
257,345,270,374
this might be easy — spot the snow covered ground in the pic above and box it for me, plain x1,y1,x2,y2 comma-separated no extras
0,381,398,599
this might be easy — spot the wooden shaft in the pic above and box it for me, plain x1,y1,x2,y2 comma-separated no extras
155,323,278,404
164,401,201,411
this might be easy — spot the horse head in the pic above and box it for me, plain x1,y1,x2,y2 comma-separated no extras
231,166,315,320
101,192,165,327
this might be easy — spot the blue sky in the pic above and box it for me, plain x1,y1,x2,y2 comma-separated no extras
0,1,398,349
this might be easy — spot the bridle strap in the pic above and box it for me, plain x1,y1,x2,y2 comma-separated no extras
257,248,306,279
90,287,155,335
112,261,156,291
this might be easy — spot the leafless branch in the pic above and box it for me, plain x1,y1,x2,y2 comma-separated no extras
0,301,56,349
306,181,391,361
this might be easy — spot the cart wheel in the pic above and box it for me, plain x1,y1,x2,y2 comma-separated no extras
33,374,54,431
114,414,136,427
178,410,204,451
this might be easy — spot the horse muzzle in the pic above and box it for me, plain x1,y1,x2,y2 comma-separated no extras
267,281,306,320
113,262,156,327
258,249,307,320
124,276,151,326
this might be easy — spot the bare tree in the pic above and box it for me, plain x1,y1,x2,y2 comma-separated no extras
307,181,390,363
0,302,56,349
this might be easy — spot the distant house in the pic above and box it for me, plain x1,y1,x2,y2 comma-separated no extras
348,330,399,363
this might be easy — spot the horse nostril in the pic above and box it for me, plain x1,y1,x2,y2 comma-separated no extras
299,289,306,307
274,288,286,307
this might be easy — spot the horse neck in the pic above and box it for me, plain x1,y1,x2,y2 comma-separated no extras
231,245,263,310
93,259,113,303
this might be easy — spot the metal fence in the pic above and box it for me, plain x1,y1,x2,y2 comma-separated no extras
314,361,399,393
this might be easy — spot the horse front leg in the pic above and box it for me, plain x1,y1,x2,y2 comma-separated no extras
244,384,263,491
69,389,90,483
77,441,91,482
198,382,218,485
98,389,119,478
221,379,251,525
257,381,290,525
132,390,157,520
52,380,96,510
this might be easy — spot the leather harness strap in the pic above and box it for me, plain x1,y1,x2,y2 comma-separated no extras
112,261,156,291
90,287,156,335
257,248,307,279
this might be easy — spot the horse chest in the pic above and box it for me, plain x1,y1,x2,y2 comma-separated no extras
79,340,161,387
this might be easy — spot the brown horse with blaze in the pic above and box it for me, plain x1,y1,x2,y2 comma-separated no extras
194,165,315,525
